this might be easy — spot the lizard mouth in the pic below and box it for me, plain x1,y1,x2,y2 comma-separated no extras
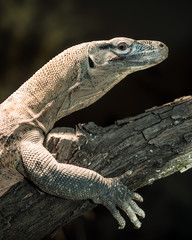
128,50,168,65
128,41,169,66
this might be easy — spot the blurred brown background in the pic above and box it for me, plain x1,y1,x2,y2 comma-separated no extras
0,1,192,240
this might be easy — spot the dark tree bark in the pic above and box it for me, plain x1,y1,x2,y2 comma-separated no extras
1,96,192,240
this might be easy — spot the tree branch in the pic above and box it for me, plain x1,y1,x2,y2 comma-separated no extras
1,96,192,240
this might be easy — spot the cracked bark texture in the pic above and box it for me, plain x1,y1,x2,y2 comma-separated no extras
1,96,192,240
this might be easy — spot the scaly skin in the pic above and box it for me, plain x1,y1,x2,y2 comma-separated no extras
0,37,168,229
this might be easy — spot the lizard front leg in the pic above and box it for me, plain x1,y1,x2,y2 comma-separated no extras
19,129,145,229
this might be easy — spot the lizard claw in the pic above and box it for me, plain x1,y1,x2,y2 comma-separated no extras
127,189,144,202
94,179,145,229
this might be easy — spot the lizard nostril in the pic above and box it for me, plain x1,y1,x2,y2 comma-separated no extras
159,43,164,48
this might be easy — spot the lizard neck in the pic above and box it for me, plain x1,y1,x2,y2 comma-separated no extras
2,43,89,133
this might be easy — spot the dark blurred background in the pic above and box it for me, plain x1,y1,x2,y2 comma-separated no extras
0,1,192,239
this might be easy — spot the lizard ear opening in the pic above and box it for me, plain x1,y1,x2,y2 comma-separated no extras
88,56,95,69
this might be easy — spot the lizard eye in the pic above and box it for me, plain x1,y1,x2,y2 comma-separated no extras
117,42,128,51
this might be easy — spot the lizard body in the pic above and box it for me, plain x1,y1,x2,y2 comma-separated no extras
0,37,168,229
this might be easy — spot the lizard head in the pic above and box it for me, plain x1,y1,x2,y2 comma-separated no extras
76,37,168,103
87,37,168,81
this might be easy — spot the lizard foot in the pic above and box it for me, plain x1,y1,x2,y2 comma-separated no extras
93,179,145,229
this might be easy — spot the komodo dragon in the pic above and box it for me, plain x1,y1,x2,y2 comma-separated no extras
0,37,168,229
